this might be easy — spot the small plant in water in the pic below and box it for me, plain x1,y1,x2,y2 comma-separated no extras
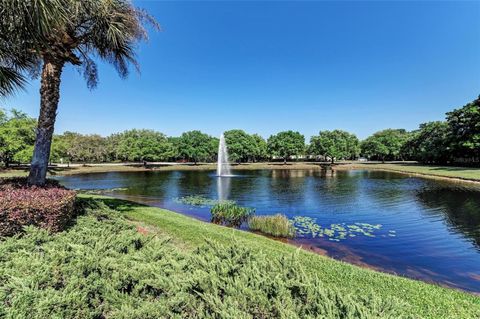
291,216,391,241
175,195,234,207
248,214,296,238
211,202,254,227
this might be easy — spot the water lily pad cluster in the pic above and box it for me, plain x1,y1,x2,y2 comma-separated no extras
291,216,396,242
174,195,234,207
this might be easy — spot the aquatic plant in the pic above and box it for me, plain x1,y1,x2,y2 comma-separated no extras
291,216,389,241
248,214,296,238
211,202,254,227
81,187,128,195
175,195,234,207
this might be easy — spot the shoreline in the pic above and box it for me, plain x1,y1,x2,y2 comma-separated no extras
1,161,479,184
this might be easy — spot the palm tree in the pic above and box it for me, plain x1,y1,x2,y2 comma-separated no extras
0,0,158,185
1,0,67,96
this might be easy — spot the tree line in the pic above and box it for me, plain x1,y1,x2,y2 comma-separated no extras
1,96,478,167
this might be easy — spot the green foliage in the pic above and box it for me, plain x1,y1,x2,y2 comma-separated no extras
224,129,256,163
447,95,480,159
0,201,410,318
267,130,305,163
0,109,36,167
404,121,451,164
112,129,174,162
211,202,254,227
251,133,269,161
361,129,409,161
248,214,296,238
177,130,217,164
309,130,360,163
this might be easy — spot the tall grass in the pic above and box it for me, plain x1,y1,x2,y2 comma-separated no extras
210,201,253,227
249,214,296,238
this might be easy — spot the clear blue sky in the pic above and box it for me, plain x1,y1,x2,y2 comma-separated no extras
3,0,480,140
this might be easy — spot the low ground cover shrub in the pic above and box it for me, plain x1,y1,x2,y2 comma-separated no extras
210,201,254,227
0,199,410,318
249,214,296,238
0,177,76,236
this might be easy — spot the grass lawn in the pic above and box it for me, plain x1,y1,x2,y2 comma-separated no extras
82,195,479,318
343,163,480,181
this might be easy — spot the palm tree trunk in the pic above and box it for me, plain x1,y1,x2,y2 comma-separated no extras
28,59,64,186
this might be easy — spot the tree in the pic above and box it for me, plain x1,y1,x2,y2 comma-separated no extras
404,121,451,164
309,130,359,163
446,95,480,161
114,129,173,162
0,109,36,167
251,134,268,162
1,0,158,185
0,0,66,96
177,131,216,165
224,130,256,163
267,131,305,164
361,129,409,162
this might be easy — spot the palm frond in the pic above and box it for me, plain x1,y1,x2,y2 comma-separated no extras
0,66,27,97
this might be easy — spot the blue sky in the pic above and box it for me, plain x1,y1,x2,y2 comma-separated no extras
3,0,480,140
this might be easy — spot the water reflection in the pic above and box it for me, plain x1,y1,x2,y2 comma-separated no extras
217,176,231,201
416,185,480,249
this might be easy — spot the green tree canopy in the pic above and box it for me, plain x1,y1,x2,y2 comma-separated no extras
267,131,305,164
361,129,409,162
0,109,36,167
114,129,173,162
447,95,480,160
251,134,268,162
309,130,359,163
224,130,256,163
178,131,216,164
404,121,451,164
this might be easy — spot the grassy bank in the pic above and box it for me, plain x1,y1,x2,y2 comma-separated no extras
338,163,480,182
84,195,479,318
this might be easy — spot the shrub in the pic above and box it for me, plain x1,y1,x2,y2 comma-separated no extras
210,201,254,227
248,214,296,238
0,200,410,318
0,177,76,236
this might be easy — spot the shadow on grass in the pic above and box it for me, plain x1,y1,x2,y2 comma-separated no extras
79,195,149,212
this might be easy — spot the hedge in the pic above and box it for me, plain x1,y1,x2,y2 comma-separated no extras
0,177,76,236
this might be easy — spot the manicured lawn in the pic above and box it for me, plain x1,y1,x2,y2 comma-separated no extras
347,163,480,181
83,195,480,319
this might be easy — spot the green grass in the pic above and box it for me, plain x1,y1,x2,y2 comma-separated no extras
249,214,296,238
82,195,480,319
0,197,413,318
349,163,480,181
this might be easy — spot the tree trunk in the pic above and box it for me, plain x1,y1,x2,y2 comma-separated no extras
28,59,64,186
283,157,287,165
331,157,334,164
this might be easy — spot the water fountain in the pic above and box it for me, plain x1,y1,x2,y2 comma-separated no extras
217,133,232,177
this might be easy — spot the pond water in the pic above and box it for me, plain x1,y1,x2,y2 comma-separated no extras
56,169,480,293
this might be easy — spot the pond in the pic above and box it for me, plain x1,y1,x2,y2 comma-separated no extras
56,169,480,293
